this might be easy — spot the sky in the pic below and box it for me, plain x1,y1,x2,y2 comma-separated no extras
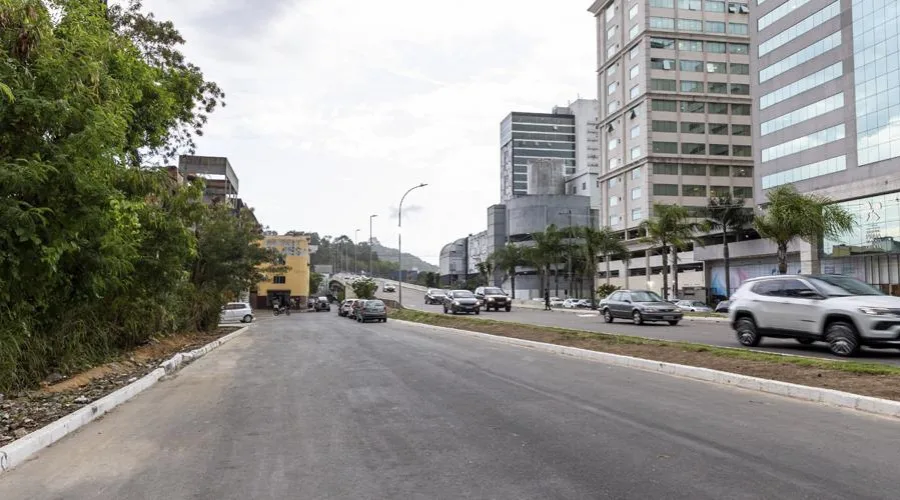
138,0,597,265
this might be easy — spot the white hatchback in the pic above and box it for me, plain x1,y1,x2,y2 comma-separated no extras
220,302,254,323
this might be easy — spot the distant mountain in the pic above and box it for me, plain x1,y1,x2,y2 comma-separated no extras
371,238,439,272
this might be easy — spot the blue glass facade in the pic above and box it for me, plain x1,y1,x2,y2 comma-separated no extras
853,0,900,166
823,191,900,257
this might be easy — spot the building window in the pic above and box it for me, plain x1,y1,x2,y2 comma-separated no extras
732,125,751,136
630,65,641,79
680,80,703,93
607,44,619,59
761,124,845,162
677,19,703,31
760,93,844,136
760,62,842,110
631,146,642,160
683,184,707,197
681,122,705,134
708,82,727,94
632,208,643,221
733,166,752,177
710,165,730,176
652,164,679,175
705,41,726,53
680,101,705,113
652,141,678,154
608,82,618,94
650,0,674,6
759,2,840,56
728,2,749,14
761,156,845,189
609,138,620,150
650,58,676,70
682,143,707,155
649,17,675,30
629,46,639,59
582,182,587,190
653,184,679,196
710,185,730,197
709,123,729,135
607,64,617,77
705,21,726,33
650,37,675,49
677,40,703,52
609,176,621,188
732,145,752,157
705,0,725,12
652,120,677,132
679,0,702,9
731,103,751,115
610,196,619,207
733,186,753,198
679,59,704,72
629,25,640,40
709,144,729,156
730,63,749,75
651,78,677,91
730,83,750,95
759,31,841,83
648,102,676,117
606,5,616,22
629,4,639,19
631,167,642,179
630,125,641,138
728,43,749,54
610,215,622,226
759,0,809,31
608,100,620,113
273,276,286,284
728,22,747,35
706,62,727,74
709,102,728,114
632,187,642,199
681,164,706,175
630,85,641,99
607,25,618,40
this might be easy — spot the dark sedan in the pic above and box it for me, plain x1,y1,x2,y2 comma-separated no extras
442,290,480,315
425,288,448,305
357,299,387,323
601,289,682,325
474,286,511,312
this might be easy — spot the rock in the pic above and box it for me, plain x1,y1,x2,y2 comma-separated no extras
73,396,90,404
45,372,65,384
127,377,138,383
0,393,4,402
13,428,28,439
23,417,33,425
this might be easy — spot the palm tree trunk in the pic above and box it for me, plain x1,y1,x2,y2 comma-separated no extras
661,246,670,300
554,263,560,297
722,230,731,298
672,247,679,299
588,264,597,309
777,243,788,274
605,255,611,285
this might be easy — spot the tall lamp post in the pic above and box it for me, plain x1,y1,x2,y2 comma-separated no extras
369,214,378,276
353,229,360,274
398,183,428,307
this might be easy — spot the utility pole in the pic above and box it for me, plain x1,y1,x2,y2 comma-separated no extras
369,214,378,277
354,229,360,274
398,183,428,307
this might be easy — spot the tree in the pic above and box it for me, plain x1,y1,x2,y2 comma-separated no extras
490,243,524,298
639,204,700,300
351,278,378,300
754,185,855,275
581,226,628,308
596,283,620,299
309,272,324,295
704,194,754,297
530,225,565,295
475,261,494,286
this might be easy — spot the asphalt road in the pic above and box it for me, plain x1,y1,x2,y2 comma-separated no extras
379,283,900,366
4,311,900,499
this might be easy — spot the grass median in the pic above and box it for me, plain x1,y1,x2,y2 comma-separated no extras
389,308,900,402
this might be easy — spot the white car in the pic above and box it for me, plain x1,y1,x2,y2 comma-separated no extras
562,298,580,308
220,302,254,323
549,297,565,307
675,300,713,313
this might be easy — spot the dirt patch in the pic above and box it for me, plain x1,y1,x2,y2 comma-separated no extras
390,309,900,402
0,327,240,446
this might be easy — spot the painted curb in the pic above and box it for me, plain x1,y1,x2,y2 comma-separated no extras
0,326,250,475
393,319,900,420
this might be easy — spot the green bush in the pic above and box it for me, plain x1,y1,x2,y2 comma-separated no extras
596,283,621,299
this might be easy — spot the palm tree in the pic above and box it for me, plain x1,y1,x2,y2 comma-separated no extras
705,194,755,298
475,260,494,286
754,185,855,275
639,204,700,300
581,226,629,308
489,243,524,298
531,225,565,295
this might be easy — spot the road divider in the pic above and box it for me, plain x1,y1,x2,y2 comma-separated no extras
0,326,251,476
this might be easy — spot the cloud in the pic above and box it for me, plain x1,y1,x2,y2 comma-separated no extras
138,0,596,261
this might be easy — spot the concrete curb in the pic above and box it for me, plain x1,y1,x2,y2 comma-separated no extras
393,319,900,420
509,304,728,322
0,326,250,475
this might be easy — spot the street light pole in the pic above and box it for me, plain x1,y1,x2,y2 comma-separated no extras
369,214,378,277
398,183,428,307
354,229,360,274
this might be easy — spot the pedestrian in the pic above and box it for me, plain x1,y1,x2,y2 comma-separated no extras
544,288,551,311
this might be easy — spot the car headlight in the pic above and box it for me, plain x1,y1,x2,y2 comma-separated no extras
859,307,893,316
453,300,460,306
487,297,494,302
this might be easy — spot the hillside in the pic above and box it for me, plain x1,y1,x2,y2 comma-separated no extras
371,238,439,272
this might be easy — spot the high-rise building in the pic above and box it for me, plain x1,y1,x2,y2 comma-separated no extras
742,0,900,293
587,0,754,298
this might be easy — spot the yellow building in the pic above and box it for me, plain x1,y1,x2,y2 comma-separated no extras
253,234,314,309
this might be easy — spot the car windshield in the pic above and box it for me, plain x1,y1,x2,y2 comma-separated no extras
691,301,706,307
631,291,663,302
484,288,504,295
366,300,385,308
452,291,474,298
809,275,884,297
430,290,445,295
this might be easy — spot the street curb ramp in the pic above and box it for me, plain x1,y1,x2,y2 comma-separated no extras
0,326,250,476
395,320,900,420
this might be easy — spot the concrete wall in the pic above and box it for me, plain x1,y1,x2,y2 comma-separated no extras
527,158,566,195
507,194,592,237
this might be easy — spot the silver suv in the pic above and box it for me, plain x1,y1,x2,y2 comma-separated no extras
728,274,900,357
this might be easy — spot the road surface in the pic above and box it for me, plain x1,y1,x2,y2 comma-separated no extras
379,283,900,365
2,311,900,499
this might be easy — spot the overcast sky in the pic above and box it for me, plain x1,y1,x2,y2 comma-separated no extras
139,0,596,264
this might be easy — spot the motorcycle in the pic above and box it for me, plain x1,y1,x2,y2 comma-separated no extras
273,305,290,316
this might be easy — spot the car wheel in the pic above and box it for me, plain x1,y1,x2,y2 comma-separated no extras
825,322,860,357
603,309,614,323
475,309,480,315
667,320,679,326
505,306,511,312
443,305,448,314
242,315,253,323
735,317,761,347
632,310,643,325
383,318,387,323
796,338,815,345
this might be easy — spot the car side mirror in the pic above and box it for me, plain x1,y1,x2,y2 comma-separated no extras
623,299,631,303
797,290,823,299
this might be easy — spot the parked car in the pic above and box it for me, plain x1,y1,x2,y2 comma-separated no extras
314,296,330,312
339,299,356,317
220,302,254,323
357,299,388,323
675,300,713,313
562,298,580,309
474,286,511,312
443,290,480,315
425,288,448,305
601,290,683,325
350,299,366,319
575,299,592,309
729,274,900,357
714,300,731,313
383,283,396,292
549,297,565,308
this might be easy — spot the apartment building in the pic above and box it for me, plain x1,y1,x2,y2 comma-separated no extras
588,0,754,298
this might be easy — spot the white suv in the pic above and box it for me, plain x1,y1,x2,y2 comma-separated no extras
728,274,900,357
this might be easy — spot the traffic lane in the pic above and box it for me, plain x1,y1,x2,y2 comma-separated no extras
6,313,900,499
381,285,900,366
